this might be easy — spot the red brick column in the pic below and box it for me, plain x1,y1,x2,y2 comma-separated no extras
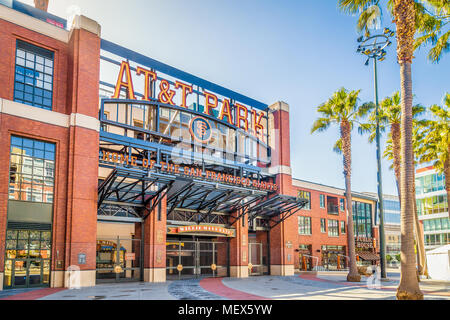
267,101,296,275
63,16,101,288
143,197,167,282
229,209,249,278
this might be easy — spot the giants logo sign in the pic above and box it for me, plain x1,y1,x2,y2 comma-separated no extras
189,116,212,144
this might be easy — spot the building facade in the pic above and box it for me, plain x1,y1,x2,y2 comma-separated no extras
292,180,380,271
0,1,382,290
363,192,401,259
415,166,449,250
0,1,310,290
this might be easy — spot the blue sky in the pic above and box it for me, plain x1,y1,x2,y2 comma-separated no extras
35,0,449,195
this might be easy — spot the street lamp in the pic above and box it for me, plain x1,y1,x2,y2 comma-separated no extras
356,29,395,280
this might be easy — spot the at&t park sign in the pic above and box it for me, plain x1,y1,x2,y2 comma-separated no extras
112,61,267,138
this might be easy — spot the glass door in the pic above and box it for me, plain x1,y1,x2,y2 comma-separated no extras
96,237,142,283
3,230,51,289
248,242,264,276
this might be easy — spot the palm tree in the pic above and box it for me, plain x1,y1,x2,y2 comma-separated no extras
417,93,450,216
311,87,373,282
339,0,424,299
339,0,449,62
360,92,428,276
414,1,450,63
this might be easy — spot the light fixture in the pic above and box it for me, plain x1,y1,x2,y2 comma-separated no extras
357,36,364,43
378,57,385,62
365,58,370,66
383,28,390,35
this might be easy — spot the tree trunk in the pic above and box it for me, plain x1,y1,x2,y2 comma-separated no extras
396,62,423,300
341,120,360,282
392,123,402,195
393,0,423,300
392,123,428,277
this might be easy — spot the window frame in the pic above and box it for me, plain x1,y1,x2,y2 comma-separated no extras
298,216,312,235
14,40,55,111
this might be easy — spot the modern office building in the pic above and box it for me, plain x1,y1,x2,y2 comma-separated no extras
415,166,449,250
363,192,401,258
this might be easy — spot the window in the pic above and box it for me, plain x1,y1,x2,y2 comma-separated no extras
9,136,55,203
298,190,311,210
352,201,373,238
14,40,54,110
328,219,339,237
320,194,325,208
340,221,346,234
321,219,326,233
298,216,312,235
340,198,345,211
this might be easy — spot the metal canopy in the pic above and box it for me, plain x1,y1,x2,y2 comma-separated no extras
166,178,268,224
248,195,309,229
98,166,175,219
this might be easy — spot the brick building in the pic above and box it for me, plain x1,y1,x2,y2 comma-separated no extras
291,180,380,271
0,1,379,290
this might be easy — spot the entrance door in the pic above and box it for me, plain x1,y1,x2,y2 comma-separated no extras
96,237,142,283
3,230,51,289
248,242,264,276
166,239,228,280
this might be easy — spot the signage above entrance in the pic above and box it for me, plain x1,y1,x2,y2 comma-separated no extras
100,150,278,192
167,225,236,238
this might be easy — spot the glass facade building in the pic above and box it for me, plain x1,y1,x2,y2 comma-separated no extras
352,201,372,238
415,167,449,249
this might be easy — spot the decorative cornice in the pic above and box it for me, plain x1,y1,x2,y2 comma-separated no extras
0,4,69,43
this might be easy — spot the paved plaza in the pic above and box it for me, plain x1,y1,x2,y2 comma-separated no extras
1,270,449,300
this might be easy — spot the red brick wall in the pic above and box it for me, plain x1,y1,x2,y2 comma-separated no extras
0,19,69,114
0,115,69,273
291,185,349,268
229,209,249,267
143,197,167,269
0,19,101,277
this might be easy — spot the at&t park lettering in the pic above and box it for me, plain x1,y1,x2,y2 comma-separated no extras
113,61,266,137
101,151,278,192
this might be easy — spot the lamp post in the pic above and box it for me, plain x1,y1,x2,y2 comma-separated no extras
356,28,395,280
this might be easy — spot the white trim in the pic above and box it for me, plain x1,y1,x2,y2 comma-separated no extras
1,98,69,127
0,98,100,132
419,212,449,220
416,168,437,178
70,15,101,37
0,5,69,43
416,190,446,200
268,101,290,113
424,230,450,235
70,113,100,132
266,165,292,175
292,179,345,196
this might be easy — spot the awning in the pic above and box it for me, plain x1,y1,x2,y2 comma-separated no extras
248,195,309,229
357,251,380,261
98,166,175,220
